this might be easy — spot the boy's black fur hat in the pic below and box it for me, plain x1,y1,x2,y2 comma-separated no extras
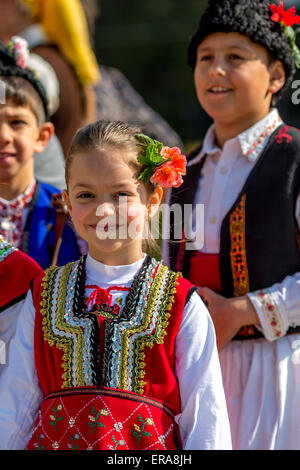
0,41,49,120
187,0,295,93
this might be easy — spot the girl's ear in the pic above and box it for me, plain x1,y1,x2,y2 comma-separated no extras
62,189,72,216
147,185,163,218
268,60,286,96
34,122,55,153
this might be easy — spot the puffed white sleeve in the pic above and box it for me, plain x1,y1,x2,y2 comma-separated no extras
0,289,43,450
175,290,232,450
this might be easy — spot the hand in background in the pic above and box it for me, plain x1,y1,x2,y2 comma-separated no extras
198,287,260,351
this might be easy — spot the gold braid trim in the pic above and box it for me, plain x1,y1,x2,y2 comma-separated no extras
118,264,169,391
40,266,72,388
229,194,250,296
39,263,85,388
133,271,180,395
55,263,85,388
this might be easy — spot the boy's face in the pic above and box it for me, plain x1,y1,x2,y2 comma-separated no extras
0,101,52,188
194,32,283,131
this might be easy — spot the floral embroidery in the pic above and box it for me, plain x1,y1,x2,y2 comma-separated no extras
88,405,110,433
114,422,123,432
0,180,36,249
68,433,80,450
275,125,293,144
32,433,45,450
49,404,64,432
109,435,126,450
27,388,178,450
229,194,250,297
85,285,129,316
244,115,282,158
69,417,75,427
131,414,154,444
257,290,286,340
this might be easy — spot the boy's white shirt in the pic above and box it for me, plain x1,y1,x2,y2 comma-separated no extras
162,108,300,342
0,254,232,450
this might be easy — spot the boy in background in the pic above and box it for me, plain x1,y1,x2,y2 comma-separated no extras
0,38,80,269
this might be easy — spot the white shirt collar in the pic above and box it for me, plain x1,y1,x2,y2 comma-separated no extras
0,179,36,205
189,108,282,166
85,253,146,285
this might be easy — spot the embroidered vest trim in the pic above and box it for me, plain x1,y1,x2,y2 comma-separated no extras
39,258,181,394
0,235,16,262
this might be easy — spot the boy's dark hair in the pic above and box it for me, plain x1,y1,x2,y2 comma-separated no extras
0,42,49,124
187,0,295,99
0,75,47,125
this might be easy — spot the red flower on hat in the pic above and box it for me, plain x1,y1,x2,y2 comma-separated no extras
269,2,300,26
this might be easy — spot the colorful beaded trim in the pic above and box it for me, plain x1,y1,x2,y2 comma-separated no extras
229,194,250,297
0,235,17,262
40,256,180,393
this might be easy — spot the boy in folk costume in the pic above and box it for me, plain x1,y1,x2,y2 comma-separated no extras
0,120,231,450
164,0,300,450
0,38,81,269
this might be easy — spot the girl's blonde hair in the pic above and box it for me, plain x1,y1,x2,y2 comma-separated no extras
66,120,160,255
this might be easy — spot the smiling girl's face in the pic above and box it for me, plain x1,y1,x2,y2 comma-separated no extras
63,145,156,266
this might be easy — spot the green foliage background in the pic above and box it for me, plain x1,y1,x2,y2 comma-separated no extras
93,0,300,150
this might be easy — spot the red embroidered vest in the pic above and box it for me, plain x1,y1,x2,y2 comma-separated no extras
27,259,195,450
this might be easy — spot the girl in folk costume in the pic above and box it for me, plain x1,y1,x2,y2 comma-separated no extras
0,120,231,450
164,0,300,450
0,235,42,376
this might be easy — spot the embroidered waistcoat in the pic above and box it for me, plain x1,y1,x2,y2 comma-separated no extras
28,259,195,450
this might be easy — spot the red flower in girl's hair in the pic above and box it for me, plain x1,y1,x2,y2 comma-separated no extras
150,147,187,188
136,133,187,188
269,2,300,26
150,162,183,188
161,146,187,174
